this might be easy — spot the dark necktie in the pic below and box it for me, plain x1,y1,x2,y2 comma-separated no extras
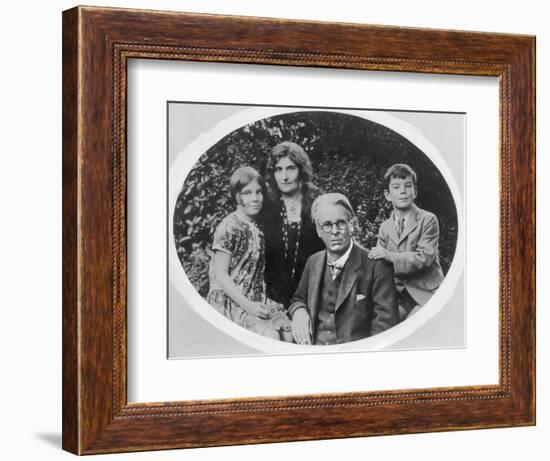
397,217,405,238
327,261,343,281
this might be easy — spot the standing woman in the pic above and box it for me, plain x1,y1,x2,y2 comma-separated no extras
207,166,292,341
264,142,324,308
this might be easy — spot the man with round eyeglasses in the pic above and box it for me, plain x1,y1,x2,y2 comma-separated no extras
288,193,399,345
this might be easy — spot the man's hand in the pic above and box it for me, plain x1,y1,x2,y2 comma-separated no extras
292,308,312,344
368,245,390,261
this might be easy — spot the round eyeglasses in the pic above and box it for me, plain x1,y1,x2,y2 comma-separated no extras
318,219,349,233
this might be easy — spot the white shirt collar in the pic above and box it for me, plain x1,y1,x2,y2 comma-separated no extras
393,210,412,223
392,210,413,232
327,242,354,268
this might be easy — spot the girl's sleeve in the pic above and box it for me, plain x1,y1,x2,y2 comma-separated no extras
212,218,236,254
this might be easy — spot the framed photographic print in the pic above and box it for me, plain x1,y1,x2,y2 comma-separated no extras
62,5,535,455
167,102,464,361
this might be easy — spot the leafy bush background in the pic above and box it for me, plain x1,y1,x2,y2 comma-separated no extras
173,111,458,297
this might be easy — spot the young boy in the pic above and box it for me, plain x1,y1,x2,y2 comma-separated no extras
369,163,444,321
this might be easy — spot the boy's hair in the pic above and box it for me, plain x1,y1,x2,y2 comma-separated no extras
383,163,417,191
311,193,355,224
229,166,266,203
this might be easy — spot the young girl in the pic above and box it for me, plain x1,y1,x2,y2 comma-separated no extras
207,166,293,341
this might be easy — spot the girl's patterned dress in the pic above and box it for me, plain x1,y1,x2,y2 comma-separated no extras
207,212,292,337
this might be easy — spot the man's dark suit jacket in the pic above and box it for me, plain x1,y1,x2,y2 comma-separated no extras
288,243,399,344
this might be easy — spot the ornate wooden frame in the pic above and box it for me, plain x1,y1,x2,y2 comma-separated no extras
62,5,535,455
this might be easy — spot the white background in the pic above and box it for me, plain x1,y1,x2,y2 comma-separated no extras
131,66,495,401
0,1,545,460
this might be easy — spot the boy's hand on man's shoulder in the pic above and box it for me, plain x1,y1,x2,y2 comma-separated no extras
368,245,390,261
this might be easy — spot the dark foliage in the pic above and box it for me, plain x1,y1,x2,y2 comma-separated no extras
173,111,458,296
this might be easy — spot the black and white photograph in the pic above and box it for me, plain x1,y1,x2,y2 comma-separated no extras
168,103,465,358
3,0,543,458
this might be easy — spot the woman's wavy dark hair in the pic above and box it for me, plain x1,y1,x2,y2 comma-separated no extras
265,141,321,216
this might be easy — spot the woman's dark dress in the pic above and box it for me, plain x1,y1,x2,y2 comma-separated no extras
263,188,325,307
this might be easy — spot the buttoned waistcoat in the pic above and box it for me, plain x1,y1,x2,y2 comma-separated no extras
289,243,398,343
